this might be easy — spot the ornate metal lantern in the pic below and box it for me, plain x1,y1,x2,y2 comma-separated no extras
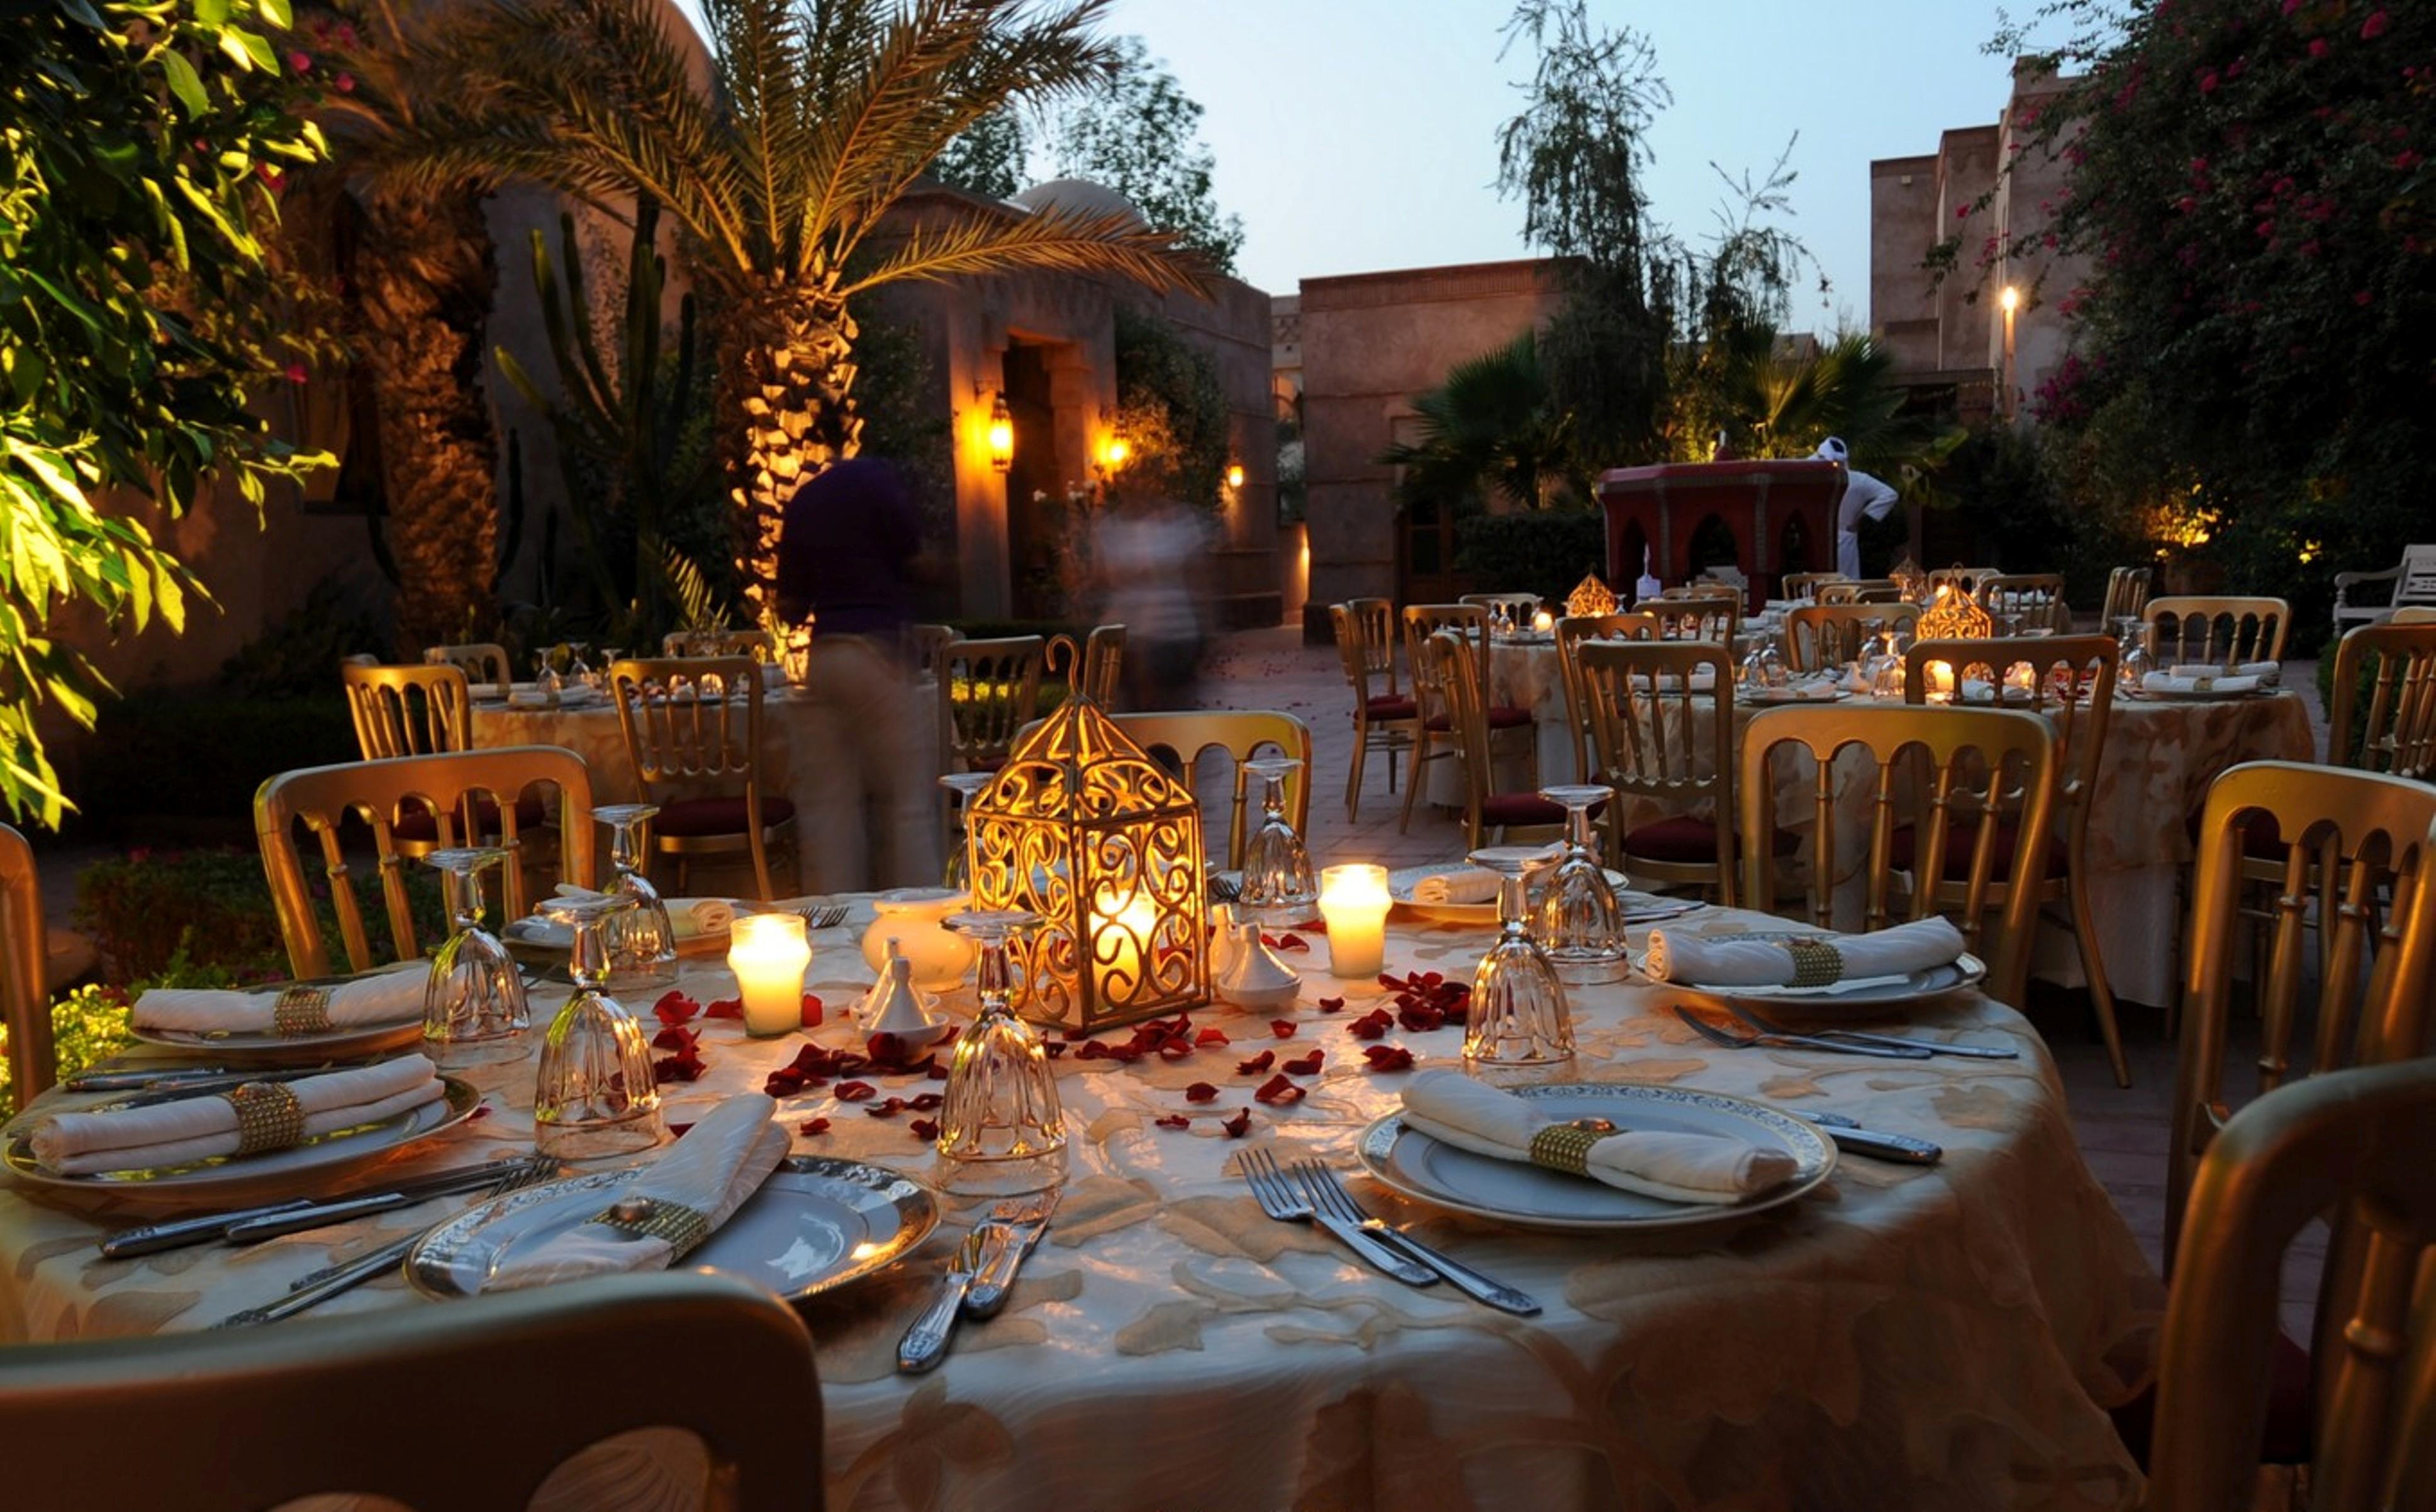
1891,555,1929,604
964,698,1209,1032
1918,582,1994,640
1564,572,1617,618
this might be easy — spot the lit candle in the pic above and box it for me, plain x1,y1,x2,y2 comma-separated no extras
728,913,810,1037
1089,889,1159,1004
1318,864,1392,978
1925,661,1957,703
1532,608,1555,633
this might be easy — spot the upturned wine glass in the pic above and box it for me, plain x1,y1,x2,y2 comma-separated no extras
939,770,997,890
936,909,1066,1195
593,804,677,989
421,847,530,1067
533,892,666,1161
2118,614,2155,692
1534,786,1627,985
1236,756,1317,926
1738,626,1791,691
1464,845,1575,1085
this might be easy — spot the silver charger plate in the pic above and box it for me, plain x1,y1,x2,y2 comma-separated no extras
1389,864,1662,926
3,1076,481,1205
127,964,428,1065
2130,684,2276,703
1633,932,1987,1008
1743,687,1853,706
405,1155,939,1303
1356,1082,1836,1233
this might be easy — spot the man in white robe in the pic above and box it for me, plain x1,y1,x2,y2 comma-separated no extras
1818,436,1899,578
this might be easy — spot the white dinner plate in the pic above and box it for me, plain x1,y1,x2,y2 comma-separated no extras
126,964,429,1065
3,1076,481,1205
1388,864,1652,925
2130,684,2276,703
405,1155,938,1302
1356,1082,1836,1233
1634,932,1987,1009
1742,686,1852,706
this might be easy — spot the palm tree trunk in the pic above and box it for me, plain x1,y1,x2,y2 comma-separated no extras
722,289,861,621
356,186,500,650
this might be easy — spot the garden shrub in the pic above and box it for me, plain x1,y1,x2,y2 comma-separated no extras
75,845,444,987
1454,511,1611,603
75,694,357,834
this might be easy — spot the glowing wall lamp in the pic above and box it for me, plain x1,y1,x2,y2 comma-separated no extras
1225,460,1246,490
1101,434,1131,470
986,391,1014,473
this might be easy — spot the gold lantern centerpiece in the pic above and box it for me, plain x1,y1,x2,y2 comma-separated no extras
963,696,1208,1032
1891,555,1929,604
1918,582,1994,640
1564,572,1617,618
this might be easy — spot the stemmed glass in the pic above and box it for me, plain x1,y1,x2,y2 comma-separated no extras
421,847,530,1067
938,770,995,890
1236,756,1317,926
1869,630,1907,699
1739,625,1790,692
532,648,563,699
936,909,1066,1195
1464,845,1575,1084
593,804,677,989
2117,614,2155,695
533,892,666,1161
1535,787,1627,985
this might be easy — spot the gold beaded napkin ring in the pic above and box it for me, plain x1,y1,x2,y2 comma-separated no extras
590,1194,712,1260
272,986,334,1037
1779,937,1846,988
224,1081,308,1155
1528,1118,1621,1177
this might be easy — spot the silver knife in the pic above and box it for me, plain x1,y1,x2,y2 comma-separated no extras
1363,1226,1538,1315
101,1158,544,1258
963,1203,1057,1320
64,1062,355,1095
898,1229,990,1373
1799,1110,1943,1165
221,1159,555,1244
1309,1209,1438,1286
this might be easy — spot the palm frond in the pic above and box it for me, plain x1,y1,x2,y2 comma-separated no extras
704,0,814,271
840,201,1208,297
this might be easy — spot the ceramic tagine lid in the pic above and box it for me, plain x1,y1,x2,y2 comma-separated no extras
863,939,950,1050
1214,921,1300,1013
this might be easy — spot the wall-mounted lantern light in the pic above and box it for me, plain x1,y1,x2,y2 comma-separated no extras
1225,460,1245,490
986,392,1014,473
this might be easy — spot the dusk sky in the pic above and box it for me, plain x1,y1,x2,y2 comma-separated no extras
1101,0,2026,332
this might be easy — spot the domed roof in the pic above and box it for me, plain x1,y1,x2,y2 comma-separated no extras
1008,177,1148,230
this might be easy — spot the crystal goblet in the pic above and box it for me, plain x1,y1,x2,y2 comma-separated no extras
936,909,1066,1195
1464,845,1575,1085
1534,786,1627,985
1236,756,1317,926
533,891,666,1161
422,847,530,1067
939,770,996,890
593,803,678,989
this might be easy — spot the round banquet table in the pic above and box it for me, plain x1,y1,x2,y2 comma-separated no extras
0,901,2162,1512
1486,640,2316,1006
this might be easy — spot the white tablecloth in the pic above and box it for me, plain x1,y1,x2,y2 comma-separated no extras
1,901,2160,1511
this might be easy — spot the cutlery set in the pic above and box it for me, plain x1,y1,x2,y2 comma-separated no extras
1243,1148,1541,1315
898,1190,1059,1372
100,1155,560,1260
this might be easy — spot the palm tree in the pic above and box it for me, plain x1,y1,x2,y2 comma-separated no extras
390,0,1207,616
1746,334,1962,496
1377,329,1579,513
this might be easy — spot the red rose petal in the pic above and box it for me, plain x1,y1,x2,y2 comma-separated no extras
1044,1042,1069,1059
1184,1081,1219,1103
1276,933,1309,952
1194,1028,1231,1047
704,998,744,1020
863,1097,907,1118
908,1092,944,1111
650,1024,699,1052
1346,1008,1394,1041
1236,1050,1275,1075
1221,1108,1252,1137
764,1069,808,1097
1157,1038,1195,1061
1270,1020,1298,1038
1363,1044,1416,1072
796,1116,830,1136
800,993,824,1028
910,1118,940,1141
1282,1050,1323,1076
651,991,701,1026
652,1053,705,1084
1254,1072,1307,1106
1317,996,1345,1013
1154,1113,1192,1130
834,1080,877,1101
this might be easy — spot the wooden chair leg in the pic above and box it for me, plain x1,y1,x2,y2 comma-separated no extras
747,823,776,903
1346,721,1368,823
1399,728,1434,835
2066,871,2131,1088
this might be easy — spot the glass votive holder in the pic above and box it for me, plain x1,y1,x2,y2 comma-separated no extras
727,912,810,1037
1317,864,1392,978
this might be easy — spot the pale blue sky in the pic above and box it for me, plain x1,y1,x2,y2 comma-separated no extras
1103,0,2023,331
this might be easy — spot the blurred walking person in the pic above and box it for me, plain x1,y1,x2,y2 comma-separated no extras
1093,496,1206,711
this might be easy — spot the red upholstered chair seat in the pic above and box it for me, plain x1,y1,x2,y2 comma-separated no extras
1426,704,1533,733
1888,818,2068,882
1364,694,1419,720
1480,792,1607,829
654,796,797,838
1621,814,1799,864
391,793,550,843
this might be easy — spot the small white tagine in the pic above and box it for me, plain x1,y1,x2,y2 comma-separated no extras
863,938,950,1048
1214,920,1300,1013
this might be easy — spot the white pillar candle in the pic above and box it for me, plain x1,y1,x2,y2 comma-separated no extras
1925,661,1956,703
1531,608,1555,633
1318,864,1392,979
728,913,811,1037
2004,662,2038,696
1090,889,1159,1003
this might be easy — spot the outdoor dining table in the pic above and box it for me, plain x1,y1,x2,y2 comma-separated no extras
1485,638,2316,1006
0,898,2162,1511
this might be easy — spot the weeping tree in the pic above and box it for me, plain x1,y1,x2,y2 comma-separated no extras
391,0,1208,621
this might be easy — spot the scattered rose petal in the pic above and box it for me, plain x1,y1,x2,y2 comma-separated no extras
1254,1072,1307,1106
1346,1008,1394,1040
1044,1042,1069,1059
1275,933,1309,952
1193,1027,1230,1047
864,1097,908,1118
1154,1113,1191,1130
1282,1050,1323,1076
704,998,744,1020
1317,996,1345,1013
652,1052,705,1084
834,1080,877,1102
651,1024,699,1052
1236,1050,1275,1075
1221,1108,1252,1137
469,1103,493,1121
1184,1081,1219,1103
1270,1020,1298,1038
652,991,701,1026
908,1092,944,1111
1363,1044,1416,1072
800,993,824,1028
797,1116,830,1137
910,1118,939,1141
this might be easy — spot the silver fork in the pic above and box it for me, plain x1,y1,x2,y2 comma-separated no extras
1673,1004,1931,1059
1730,1004,2017,1060
1240,1147,1434,1286
209,1160,561,1328
798,902,850,930
961,1190,1057,1318
1288,1160,1539,1315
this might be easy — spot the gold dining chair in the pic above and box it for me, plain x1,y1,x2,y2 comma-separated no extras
607,658,794,901
423,640,513,687
342,661,474,760
1904,635,2130,1084
1741,703,2059,1008
256,746,596,978
939,634,1048,775
1114,710,1312,870
2143,594,2294,664
2098,565,2152,626
0,1270,823,1512
1329,599,1419,823
1928,564,2003,599
2171,760,2436,1263
2145,1059,2436,1512
1783,603,1921,674
0,823,53,1107
1814,579,1906,606
1554,611,1661,784
1048,623,1126,708
1780,572,1851,601
1424,630,1572,851
1633,588,1741,642
1978,572,2071,634
1575,639,1761,904
663,628,778,662
1402,603,1533,834
2327,619,2436,778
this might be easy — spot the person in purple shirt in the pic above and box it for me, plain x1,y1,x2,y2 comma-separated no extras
776,458,938,890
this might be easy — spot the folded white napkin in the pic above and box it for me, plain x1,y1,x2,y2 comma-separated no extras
2143,671,2260,696
133,963,426,1036
1413,868,1499,904
551,885,734,940
486,1095,788,1292
1645,916,1967,988
506,684,601,710
1399,1070,1796,1205
2168,661,2277,681
469,682,506,701
28,1055,444,1176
